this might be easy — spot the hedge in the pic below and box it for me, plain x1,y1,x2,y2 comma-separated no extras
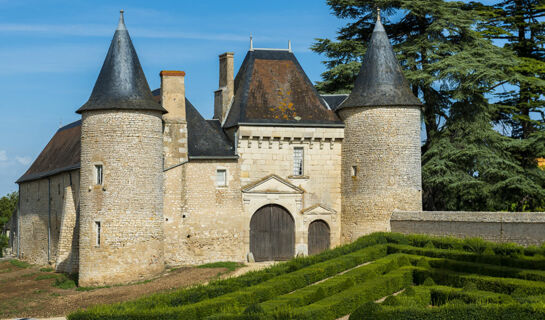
69,244,388,320
350,303,545,320
414,268,545,295
260,253,410,311
291,266,414,320
388,244,545,270
428,285,514,305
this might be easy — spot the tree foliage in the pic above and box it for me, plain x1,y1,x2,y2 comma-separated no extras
313,0,545,211
0,191,18,230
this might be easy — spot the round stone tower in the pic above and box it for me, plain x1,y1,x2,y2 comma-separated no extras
337,10,423,243
77,11,167,286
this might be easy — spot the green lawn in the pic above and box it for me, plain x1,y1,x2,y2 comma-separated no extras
68,233,545,320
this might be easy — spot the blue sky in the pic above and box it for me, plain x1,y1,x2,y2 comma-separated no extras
0,0,345,195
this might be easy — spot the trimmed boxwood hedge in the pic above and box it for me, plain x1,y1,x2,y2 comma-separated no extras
350,303,545,320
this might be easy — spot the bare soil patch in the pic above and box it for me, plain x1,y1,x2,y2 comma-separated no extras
0,263,228,319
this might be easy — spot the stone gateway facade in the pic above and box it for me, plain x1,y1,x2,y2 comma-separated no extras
14,12,424,285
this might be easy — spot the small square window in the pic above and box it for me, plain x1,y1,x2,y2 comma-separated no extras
293,147,304,176
95,221,101,247
216,169,227,187
95,165,103,185
351,166,357,177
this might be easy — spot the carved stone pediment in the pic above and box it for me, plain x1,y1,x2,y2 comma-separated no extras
301,204,337,215
242,174,304,194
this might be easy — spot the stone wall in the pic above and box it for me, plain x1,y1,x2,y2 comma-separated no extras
338,106,422,243
79,110,164,286
56,184,80,274
237,125,343,254
164,159,244,265
391,211,545,246
18,170,79,265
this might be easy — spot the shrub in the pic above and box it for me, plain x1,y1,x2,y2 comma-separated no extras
423,277,435,286
54,274,77,289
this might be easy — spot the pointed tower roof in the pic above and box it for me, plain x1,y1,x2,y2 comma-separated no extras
337,9,421,110
77,11,165,114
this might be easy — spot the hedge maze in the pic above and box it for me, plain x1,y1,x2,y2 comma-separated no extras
68,233,545,320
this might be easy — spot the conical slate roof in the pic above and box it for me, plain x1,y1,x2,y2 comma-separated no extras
338,12,421,110
77,11,165,114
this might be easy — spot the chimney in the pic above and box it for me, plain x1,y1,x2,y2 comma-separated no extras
160,70,188,167
214,52,234,123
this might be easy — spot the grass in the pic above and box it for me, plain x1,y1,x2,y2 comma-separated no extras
53,274,77,289
9,259,31,268
197,261,245,272
35,273,60,280
67,233,545,320
40,267,54,272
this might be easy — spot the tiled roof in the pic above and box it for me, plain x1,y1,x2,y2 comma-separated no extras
223,49,343,128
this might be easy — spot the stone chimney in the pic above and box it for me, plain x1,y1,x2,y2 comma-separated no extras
214,52,234,123
161,70,188,168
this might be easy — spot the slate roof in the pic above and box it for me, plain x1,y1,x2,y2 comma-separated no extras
17,121,81,183
321,94,348,111
151,90,236,159
223,49,343,128
338,15,421,110
77,12,165,114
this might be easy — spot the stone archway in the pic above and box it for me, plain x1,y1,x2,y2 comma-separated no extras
250,204,295,261
308,219,330,255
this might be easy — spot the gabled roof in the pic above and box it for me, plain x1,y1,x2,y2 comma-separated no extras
321,94,348,111
17,121,81,183
223,49,343,128
151,90,236,159
301,204,337,215
77,12,165,114
338,14,421,110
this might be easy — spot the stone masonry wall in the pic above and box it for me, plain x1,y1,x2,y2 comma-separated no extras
338,107,422,243
164,159,244,265
391,211,545,246
18,170,79,265
56,182,80,274
79,110,164,286
237,126,343,253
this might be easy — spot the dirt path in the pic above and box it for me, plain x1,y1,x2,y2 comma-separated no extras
335,288,406,320
0,260,229,319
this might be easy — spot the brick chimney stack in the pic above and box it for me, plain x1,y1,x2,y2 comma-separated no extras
214,52,234,123
161,70,188,168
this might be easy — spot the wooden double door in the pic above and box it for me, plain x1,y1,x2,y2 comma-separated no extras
250,204,295,262
308,220,330,255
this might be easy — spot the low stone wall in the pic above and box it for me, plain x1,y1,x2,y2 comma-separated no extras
390,211,545,246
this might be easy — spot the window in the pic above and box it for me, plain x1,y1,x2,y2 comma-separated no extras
293,147,304,176
351,166,358,177
95,165,103,185
95,221,101,247
216,169,227,187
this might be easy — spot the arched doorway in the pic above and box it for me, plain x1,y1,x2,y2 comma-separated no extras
250,204,295,261
308,220,330,255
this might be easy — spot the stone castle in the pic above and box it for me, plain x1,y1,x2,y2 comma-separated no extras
14,11,423,286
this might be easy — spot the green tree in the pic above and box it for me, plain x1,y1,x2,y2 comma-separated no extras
0,191,17,257
475,0,545,139
0,191,18,230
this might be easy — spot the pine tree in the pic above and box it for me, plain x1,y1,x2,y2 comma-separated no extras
476,0,545,139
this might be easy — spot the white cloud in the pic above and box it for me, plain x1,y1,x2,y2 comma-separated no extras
15,156,31,166
0,150,7,161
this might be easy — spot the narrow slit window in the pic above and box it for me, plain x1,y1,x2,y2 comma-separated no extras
351,166,358,177
293,147,304,176
216,169,227,187
95,221,101,247
95,165,103,185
